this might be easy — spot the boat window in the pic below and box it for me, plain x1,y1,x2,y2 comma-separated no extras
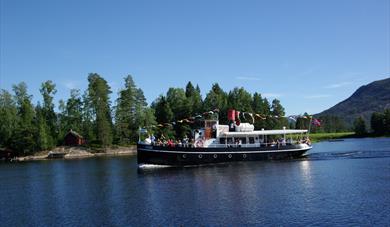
241,138,247,144
220,138,226,144
249,137,255,144
227,138,233,144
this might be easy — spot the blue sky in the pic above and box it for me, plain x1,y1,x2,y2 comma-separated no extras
1,0,389,115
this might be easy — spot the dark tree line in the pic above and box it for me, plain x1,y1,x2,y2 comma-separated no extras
1,74,292,155
370,109,390,135
352,109,390,136
151,82,288,139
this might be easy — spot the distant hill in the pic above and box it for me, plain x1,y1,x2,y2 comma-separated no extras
316,77,390,127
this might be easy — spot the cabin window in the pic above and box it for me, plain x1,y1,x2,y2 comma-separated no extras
227,138,233,144
220,138,226,144
249,137,255,144
235,137,246,144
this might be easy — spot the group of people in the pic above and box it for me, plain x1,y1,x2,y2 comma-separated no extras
145,134,311,148
148,135,194,148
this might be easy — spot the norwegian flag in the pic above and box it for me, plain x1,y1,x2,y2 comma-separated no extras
311,118,321,127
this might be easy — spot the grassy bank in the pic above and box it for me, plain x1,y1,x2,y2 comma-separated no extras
309,132,355,143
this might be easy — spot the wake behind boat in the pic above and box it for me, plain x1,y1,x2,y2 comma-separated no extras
137,109,312,166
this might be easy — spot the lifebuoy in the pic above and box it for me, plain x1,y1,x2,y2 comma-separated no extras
228,154,232,159
213,154,218,158
198,154,203,159
182,154,187,159
243,154,247,158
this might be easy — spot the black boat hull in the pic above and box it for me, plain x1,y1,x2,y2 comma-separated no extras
137,143,311,166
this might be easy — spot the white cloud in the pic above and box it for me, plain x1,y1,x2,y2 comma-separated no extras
324,81,352,89
263,93,283,98
304,94,332,99
236,76,261,81
63,81,79,90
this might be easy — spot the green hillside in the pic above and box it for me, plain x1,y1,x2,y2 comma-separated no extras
316,77,390,127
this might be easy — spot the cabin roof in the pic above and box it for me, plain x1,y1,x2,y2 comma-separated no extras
66,129,83,138
220,129,308,137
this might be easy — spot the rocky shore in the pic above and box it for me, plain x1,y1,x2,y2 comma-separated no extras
15,146,136,162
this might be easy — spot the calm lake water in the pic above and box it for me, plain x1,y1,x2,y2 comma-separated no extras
1,138,389,226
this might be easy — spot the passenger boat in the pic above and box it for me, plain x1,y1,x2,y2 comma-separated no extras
137,109,312,166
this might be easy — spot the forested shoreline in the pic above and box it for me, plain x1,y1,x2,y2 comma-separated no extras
0,73,387,156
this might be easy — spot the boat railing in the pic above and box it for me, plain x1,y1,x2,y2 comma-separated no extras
149,139,309,148
206,141,300,148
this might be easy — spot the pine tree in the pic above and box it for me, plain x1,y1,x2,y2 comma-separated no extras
87,73,113,147
0,89,17,148
66,89,83,132
152,95,175,139
115,75,153,144
185,82,203,115
252,92,268,129
204,83,228,123
81,90,96,143
35,103,51,150
384,109,390,135
353,116,367,136
11,82,36,155
227,87,253,113
270,99,287,129
39,80,57,148
166,88,191,138
58,89,83,142
372,111,382,135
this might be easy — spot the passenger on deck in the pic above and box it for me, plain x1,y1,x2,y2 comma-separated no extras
167,139,175,147
183,136,189,147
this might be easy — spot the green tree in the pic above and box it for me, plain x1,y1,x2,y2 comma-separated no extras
35,103,51,150
370,112,384,135
353,116,367,136
166,88,191,138
295,113,311,130
87,73,113,147
371,109,390,135
152,95,174,139
0,89,17,148
317,115,347,133
153,95,173,124
66,89,83,132
39,80,57,148
115,75,154,144
270,99,287,129
139,107,157,135
384,109,390,135
58,89,83,142
204,83,228,123
11,82,36,155
166,87,190,120
227,87,253,113
251,92,270,129
185,82,203,116
81,90,96,143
